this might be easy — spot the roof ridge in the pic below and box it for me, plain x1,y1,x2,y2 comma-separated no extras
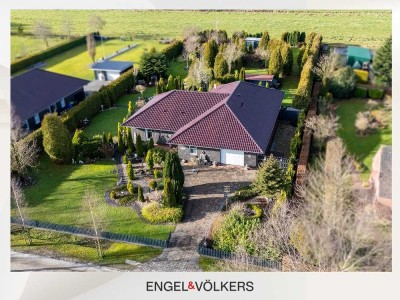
12,68,89,82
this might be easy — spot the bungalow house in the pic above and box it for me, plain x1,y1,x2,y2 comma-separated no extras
245,74,279,88
123,81,284,167
11,69,89,131
90,60,133,81
244,37,261,50
370,145,392,211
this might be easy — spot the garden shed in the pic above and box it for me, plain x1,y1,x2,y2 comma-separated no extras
90,60,133,81
347,46,372,67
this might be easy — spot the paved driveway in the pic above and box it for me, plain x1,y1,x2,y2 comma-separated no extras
133,164,256,272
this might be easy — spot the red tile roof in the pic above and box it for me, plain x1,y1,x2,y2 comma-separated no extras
123,81,284,154
245,74,274,81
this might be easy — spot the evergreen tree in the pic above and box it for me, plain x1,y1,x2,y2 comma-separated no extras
166,75,175,91
127,181,134,194
42,113,72,164
252,155,285,199
137,185,144,202
203,39,218,68
117,129,125,154
297,46,306,71
135,134,144,157
373,35,392,86
72,129,87,160
281,43,294,76
281,32,289,43
101,132,107,144
163,151,185,205
248,43,253,54
139,50,168,79
146,148,154,170
239,67,246,81
126,161,134,180
107,132,113,145
259,31,270,49
162,178,176,207
127,100,135,118
126,131,135,152
268,46,283,76
213,52,228,78
148,137,154,150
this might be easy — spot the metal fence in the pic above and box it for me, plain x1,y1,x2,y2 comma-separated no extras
198,241,281,270
11,217,170,249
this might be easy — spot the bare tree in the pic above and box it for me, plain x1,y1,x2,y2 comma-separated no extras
86,34,96,63
82,189,106,258
312,53,340,81
186,57,212,90
255,47,270,68
11,178,31,245
223,42,243,73
88,14,106,57
295,138,391,271
62,18,74,39
135,85,146,98
305,114,340,148
33,20,52,48
10,108,39,180
355,112,369,135
183,35,200,69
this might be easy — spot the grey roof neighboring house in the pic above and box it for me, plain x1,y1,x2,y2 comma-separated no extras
378,145,392,200
90,61,133,72
11,69,89,121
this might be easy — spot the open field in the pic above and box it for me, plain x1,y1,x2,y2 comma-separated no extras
11,35,67,60
336,99,392,180
13,155,174,239
11,10,391,49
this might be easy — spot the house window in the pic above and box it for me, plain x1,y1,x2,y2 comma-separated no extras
34,113,40,124
60,98,66,108
145,129,152,140
189,146,197,156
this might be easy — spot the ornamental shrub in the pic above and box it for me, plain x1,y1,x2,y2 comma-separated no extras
247,204,263,219
126,161,134,180
368,88,384,99
110,190,116,199
354,69,369,84
141,203,183,223
353,86,368,98
232,185,258,201
148,179,158,191
137,185,144,202
146,148,154,170
154,169,162,179
127,181,134,194
328,66,356,99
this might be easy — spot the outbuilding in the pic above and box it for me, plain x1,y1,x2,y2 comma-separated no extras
90,60,133,81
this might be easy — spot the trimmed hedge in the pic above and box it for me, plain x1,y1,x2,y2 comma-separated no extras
141,203,183,223
162,40,184,60
231,185,258,201
11,36,86,74
368,88,385,99
354,69,369,84
353,86,368,98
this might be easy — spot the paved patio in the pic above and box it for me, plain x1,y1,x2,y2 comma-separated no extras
133,164,256,272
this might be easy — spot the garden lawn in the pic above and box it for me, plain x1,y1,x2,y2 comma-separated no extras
117,87,156,108
336,99,392,180
11,229,162,266
168,60,189,78
83,107,127,139
41,39,136,80
281,76,300,106
14,155,174,239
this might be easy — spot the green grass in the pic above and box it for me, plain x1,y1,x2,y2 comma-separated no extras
11,229,162,266
199,256,223,271
336,99,392,180
14,155,174,239
83,107,127,138
110,39,169,63
281,76,300,106
11,35,67,60
168,60,189,78
40,39,136,80
12,10,391,49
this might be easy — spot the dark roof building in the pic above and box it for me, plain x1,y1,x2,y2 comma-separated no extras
90,60,133,81
124,81,284,167
11,69,89,130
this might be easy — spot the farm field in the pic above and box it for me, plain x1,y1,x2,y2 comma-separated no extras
11,35,67,60
336,99,392,180
11,10,391,49
12,155,174,239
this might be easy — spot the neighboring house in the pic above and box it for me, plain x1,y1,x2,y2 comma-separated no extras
123,81,284,167
333,45,372,70
370,145,392,209
11,69,89,131
90,60,133,81
245,37,261,49
245,74,279,88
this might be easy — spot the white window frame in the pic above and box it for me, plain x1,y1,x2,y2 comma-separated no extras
189,146,197,156
145,129,152,140
34,113,40,124
60,98,66,108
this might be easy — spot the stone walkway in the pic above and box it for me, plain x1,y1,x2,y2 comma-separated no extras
133,165,256,272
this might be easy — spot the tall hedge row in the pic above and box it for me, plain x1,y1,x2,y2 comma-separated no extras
161,40,184,60
20,70,135,147
11,36,86,74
